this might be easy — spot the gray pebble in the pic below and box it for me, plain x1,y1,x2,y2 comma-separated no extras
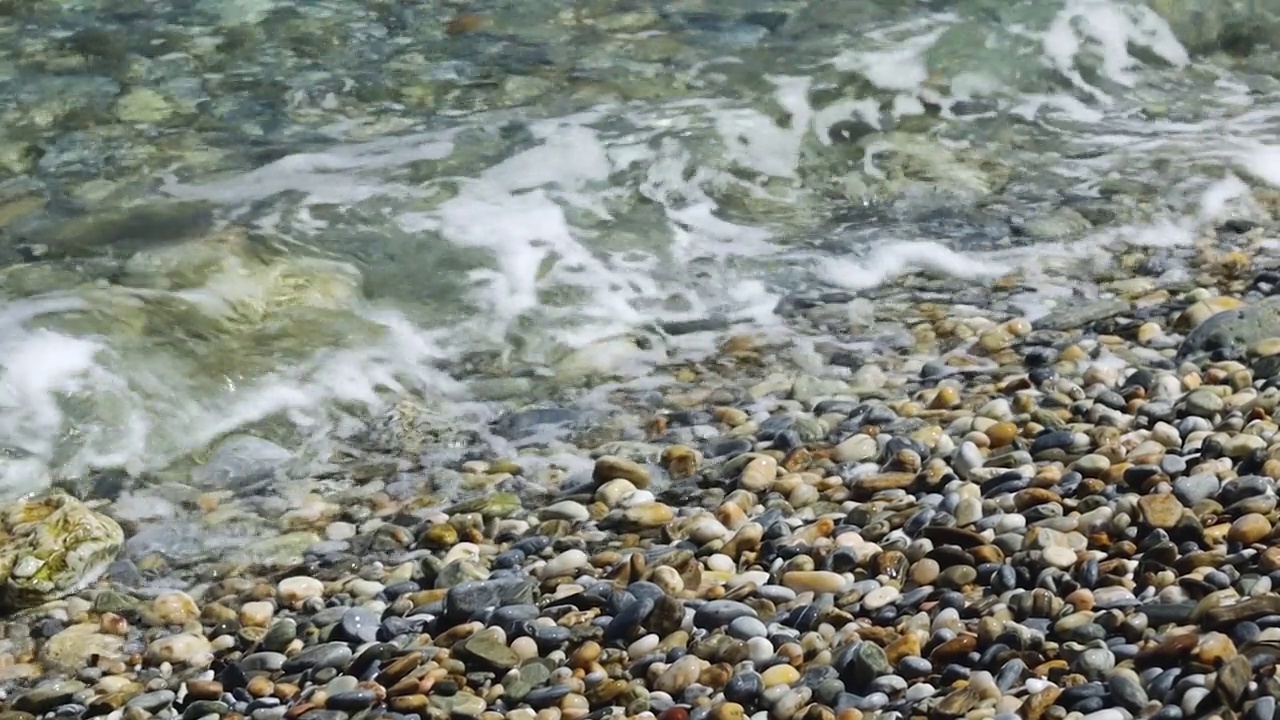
727,616,769,640
693,599,757,629
125,690,177,711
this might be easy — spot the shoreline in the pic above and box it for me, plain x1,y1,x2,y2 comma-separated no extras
3,222,1280,720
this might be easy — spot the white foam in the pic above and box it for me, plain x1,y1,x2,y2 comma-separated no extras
0,269,463,501
0,299,107,496
818,241,1012,292
1237,143,1280,188
160,131,457,207
56,0,1259,508
1198,174,1253,223
715,76,813,178
829,22,953,92
1042,0,1188,100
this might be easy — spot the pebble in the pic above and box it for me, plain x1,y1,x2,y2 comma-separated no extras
277,576,325,606
544,550,588,579
145,632,214,667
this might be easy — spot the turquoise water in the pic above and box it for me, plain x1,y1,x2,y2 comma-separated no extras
0,0,1278,497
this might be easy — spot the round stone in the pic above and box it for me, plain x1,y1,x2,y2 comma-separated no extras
146,591,200,626
760,664,801,687
1229,513,1272,545
277,576,324,606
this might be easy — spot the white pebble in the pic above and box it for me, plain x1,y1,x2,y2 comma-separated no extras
443,542,481,565
1042,546,1077,570
595,479,638,507
324,522,356,541
619,489,656,507
728,570,771,588
1025,679,1055,694
705,554,738,573
277,576,324,606
747,636,776,664
540,501,591,522
347,579,384,599
146,632,214,667
628,634,661,657
862,586,900,611
541,549,589,579
239,601,274,627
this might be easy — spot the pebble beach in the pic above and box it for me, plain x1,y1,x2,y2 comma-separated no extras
5,1,1280,720
6,225,1280,720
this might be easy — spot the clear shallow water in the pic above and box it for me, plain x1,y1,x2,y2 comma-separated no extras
1,0,1280,498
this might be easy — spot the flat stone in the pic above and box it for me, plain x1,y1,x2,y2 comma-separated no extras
445,578,537,620
12,680,87,714
337,607,380,644
460,627,519,669
1203,596,1280,629
1173,474,1219,506
277,576,324,606
1137,493,1184,529
40,625,125,673
539,501,590,522
1183,390,1225,417
125,690,177,712
693,600,757,630
280,642,352,674
593,455,651,487
541,549,588,578
833,434,878,463
862,586,900,611
327,689,378,711
1178,297,1280,362
781,570,847,594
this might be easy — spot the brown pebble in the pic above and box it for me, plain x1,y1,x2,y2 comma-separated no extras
387,694,429,714
1136,632,1198,667
711,702,746,720
1065,589,1094,612
1137,493,1185,529
570,641,602,669
985,422,1018,448
1013,488,1060,510
929,386,960,409
699,663,732,689
885,633,922,664
100,612,129,636
1261,546,1280,573
929,634,977,664
593,455,651,488
660,445,700,480
1194,632,1236,666
446,14,487,35
284,703,318,720
803,705,836,720
1228,513,1272,545
969,545,1005,564
247,676,274,698
378,652,424,686
1022,684,1062,720
185,679,223,700
1262,458,1280,480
